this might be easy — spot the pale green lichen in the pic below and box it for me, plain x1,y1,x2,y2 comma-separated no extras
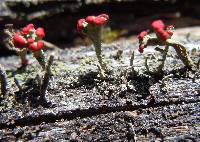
138,35,194,73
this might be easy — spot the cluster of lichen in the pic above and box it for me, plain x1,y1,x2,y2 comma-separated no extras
77,16,196,77
0,14,198,102
137,20,194,72
2,24,54,104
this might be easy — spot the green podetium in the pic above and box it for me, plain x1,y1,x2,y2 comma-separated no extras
77,14,109,79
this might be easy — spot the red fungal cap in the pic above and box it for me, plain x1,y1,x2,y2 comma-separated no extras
26,24,34,30
93,16,107,25
27,38,35,44
93,14,109,25
138,31,148,40
138,44,145,53
37,40,44,49
86,16,96,24
86,14,109,26
29,40,44,51
77,18,86,32
36,28,45,38
151,21,172,40
13,33,27,48
151,20,165,31
29,42,37,51
21,23,35,35
98,14,109,20
157,29,170,41
21,27,29,35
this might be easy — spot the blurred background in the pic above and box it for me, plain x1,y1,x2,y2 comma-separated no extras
1,0,200,55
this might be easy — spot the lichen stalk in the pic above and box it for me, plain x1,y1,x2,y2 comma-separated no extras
130,51,135,66
33,50,46,69
157,45,169,72
93,39,106,77
144,57,150,72
140,36,194,70
88,27,106,78
138,20,194,71
17,49,28,67
40,55,54,101
166,39,194,69
77,13,109,79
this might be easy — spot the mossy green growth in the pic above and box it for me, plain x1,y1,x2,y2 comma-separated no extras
5,65,38,89
102,28,127,43
51,61,72,75
80,56,112,74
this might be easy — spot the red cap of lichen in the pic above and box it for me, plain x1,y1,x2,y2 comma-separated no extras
156,28,170,41
77,18,86,32
86,16,96,24
151,20,165,31
21,23,35,35
138,31,148,41
21,27,29,35
93,14,109,25
152,20,171,40
29,40,44,51
27,38,34,44
36,28,45,38
26,24,34,30
37,40,44,49
13,32,27,48
98,14,109,21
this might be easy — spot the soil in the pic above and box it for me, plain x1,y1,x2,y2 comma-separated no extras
0,27,200,141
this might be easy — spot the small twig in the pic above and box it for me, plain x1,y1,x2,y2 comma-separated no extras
130,51,134,66
0,65,9,97
36,74,42,87
114,49,123,60
14,76,23,91
197,58,200,70
144,56,150,72
40,55,54,99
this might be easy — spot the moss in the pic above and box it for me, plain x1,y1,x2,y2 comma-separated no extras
80,56,96,66
51,61,71,75
4,65,37,89
102,28,127,43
